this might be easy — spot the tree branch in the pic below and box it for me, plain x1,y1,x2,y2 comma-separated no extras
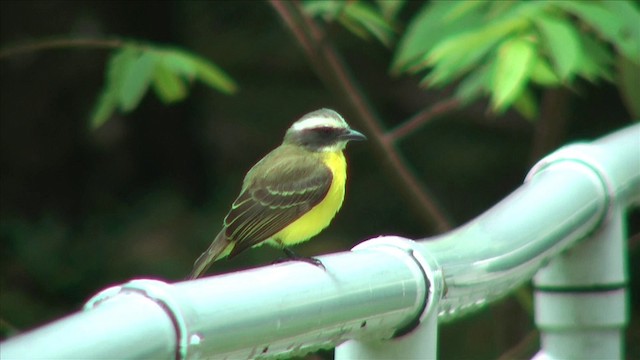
270,0,453,232
529,88,572,164
386,98,461,143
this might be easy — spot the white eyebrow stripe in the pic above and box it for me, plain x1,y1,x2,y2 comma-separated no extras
291,116,344,131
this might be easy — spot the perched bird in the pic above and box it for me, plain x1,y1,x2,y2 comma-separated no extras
187,108,366,279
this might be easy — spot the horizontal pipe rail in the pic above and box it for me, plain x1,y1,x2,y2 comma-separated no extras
1,248,431,359
0,123,637,359
417,122,639,321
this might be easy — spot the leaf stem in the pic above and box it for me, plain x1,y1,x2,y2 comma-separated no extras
0,38,124,59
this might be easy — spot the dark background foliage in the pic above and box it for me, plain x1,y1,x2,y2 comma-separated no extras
1,1,637,359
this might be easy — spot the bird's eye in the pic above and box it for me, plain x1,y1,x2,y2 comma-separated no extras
315,127,336,135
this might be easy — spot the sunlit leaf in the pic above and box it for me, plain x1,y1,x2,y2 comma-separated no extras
119,51,157,111
530,57,560,86
601,0,640,62
107,46,139,100
90,46,138,128
393,1,485,72
487,1,518,18
491,37,535,111
161,49,237,94
189,55,238,95
303,0,394,46
441,0,487,22
90,88,117,129
89,44,236,129
455,66,491,104
421,17,525,86
420,38,493,87
534,15,582,80
159,49,197,80
344,2,395,47
576,35,614,82
390,0,635,116
152,59,188,103
555,1,639,61
303,0,344,19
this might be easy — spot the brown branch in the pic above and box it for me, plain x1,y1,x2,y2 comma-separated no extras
270,0,453,232
0,38,124,59
529,88,572,165
629,231,640,252
386,98,461,143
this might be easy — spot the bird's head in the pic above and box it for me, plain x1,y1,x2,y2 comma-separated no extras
284,109,366,152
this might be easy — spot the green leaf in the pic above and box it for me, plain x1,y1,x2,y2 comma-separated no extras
152,59,188,103
530,57,560,86
303,1,394,46
303,0,344,19
394,1,544,79
89,47,138,128
393,1,485,72
576,34,614,82
90,88,117,129
157,49,197,80
617,54,640,118
601,0,640,62
161,49,237,94
375,0,405,21
534,15,582,80
455,66,491,104
119,51,157,112
344,2,395,47
108,46,139,97
421,17,525,87
556,1,639,61
442,0,487,22
513,88,538,120
337,14,371,41
191,56,237,95
491,37,536,111
89,44,236,129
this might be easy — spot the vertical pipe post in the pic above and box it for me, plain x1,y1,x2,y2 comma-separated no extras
335,308,438,360
534,205,628,359
336,236,442,360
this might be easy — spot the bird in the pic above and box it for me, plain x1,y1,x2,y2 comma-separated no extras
187,108,366,279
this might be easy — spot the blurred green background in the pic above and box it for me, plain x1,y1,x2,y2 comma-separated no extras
1,1,638,359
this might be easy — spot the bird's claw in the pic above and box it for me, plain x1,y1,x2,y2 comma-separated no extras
275,248,326,270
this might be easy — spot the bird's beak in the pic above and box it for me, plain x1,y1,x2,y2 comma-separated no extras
342,128,367,141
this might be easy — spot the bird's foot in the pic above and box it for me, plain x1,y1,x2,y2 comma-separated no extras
274,248,326,270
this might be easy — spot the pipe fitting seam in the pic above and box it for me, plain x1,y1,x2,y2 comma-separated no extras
85,279,190,360
526,143,615,228
352,236,442,333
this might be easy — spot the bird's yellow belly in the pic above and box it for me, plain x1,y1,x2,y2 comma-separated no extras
272,151,346,245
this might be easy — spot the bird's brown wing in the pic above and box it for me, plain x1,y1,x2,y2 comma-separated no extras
224,145,332,257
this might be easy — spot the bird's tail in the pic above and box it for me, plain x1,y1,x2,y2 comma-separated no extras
186,230,230,280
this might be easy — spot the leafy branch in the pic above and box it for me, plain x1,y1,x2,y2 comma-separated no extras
90,44,237,128
275,4,638,358
392,0,640,119
0,38,238,129
3,0,637,233
271,0,640,232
